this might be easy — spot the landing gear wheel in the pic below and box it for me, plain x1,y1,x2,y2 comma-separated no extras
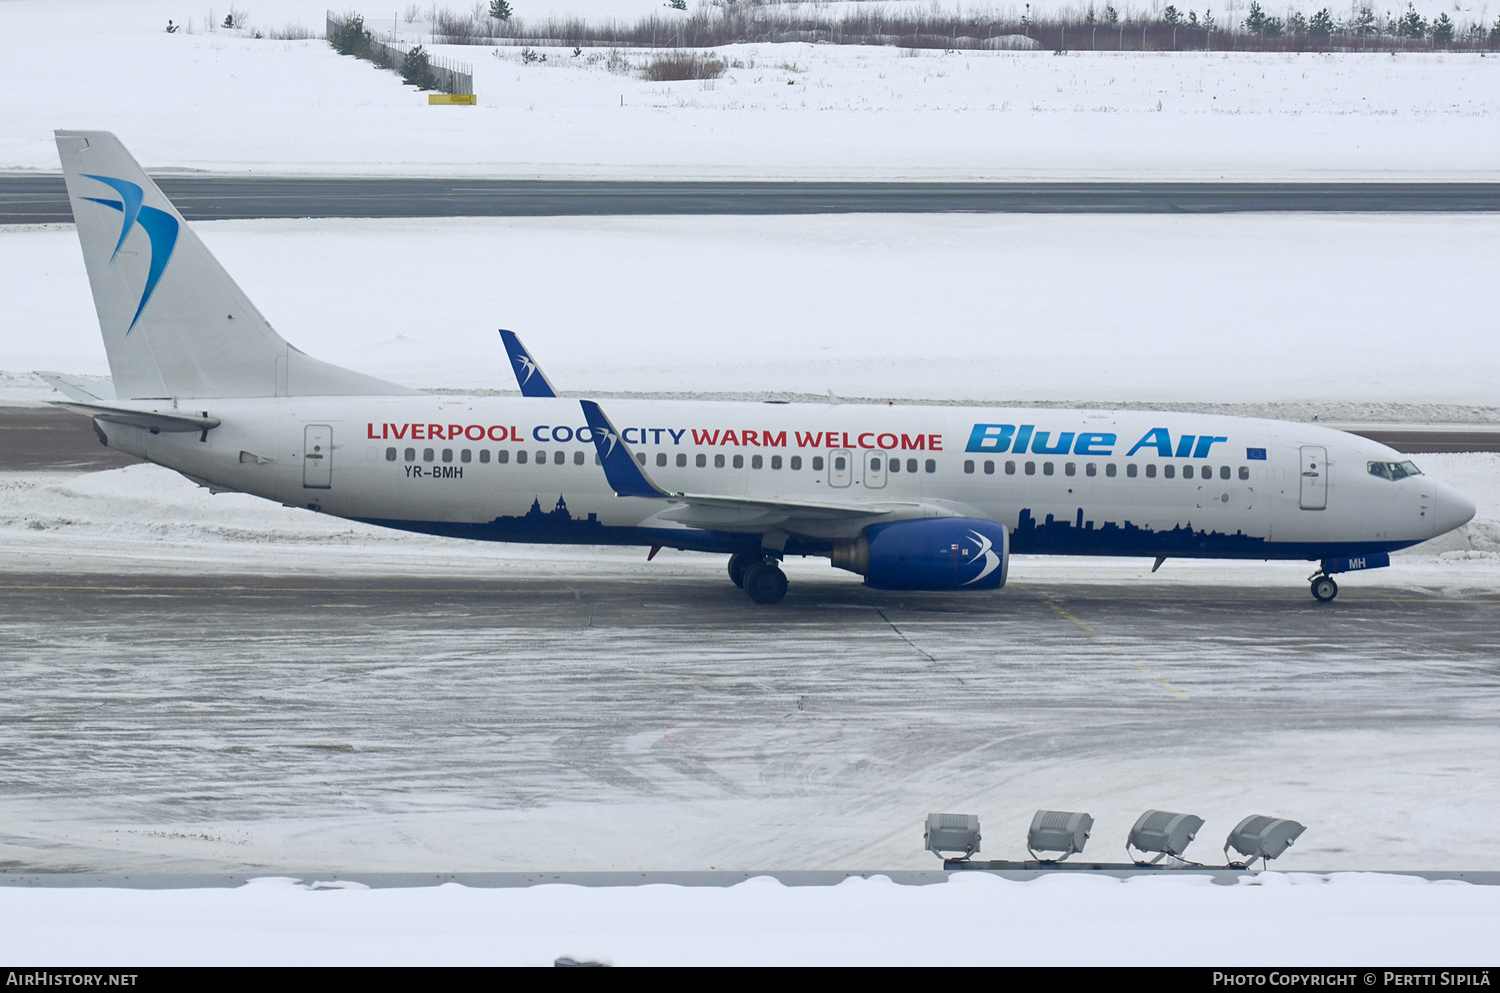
1311,575,1339,602
742,560,788,604
727,551,757,588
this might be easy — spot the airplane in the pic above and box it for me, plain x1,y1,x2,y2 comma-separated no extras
42,131,1477,604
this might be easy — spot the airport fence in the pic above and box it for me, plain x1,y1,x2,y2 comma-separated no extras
326,11,473,96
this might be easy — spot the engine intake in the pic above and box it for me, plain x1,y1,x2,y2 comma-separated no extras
831,517,1009,591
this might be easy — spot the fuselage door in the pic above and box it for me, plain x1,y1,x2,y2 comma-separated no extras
863,449,888,489
1299,445,1327,510
829,449,852,488
304,424,332,489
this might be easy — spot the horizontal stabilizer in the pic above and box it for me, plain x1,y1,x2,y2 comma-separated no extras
48,399,219,434
37,371,116,403
500,329,559,398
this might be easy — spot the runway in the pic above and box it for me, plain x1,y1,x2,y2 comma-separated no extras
5,176,1500,223
1,570,1497,873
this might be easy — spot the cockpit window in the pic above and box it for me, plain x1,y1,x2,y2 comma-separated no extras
1368,460,1422,481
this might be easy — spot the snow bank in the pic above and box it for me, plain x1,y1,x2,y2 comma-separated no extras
4,1,1498,179
1,872,1496,966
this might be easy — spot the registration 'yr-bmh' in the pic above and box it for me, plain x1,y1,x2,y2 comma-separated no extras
45,132,1476,604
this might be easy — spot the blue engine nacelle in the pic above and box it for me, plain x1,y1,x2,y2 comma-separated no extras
829,517,1010,591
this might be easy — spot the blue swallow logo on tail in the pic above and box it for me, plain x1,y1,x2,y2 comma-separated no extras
81,174,179,333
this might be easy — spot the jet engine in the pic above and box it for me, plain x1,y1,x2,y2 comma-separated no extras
830,518,1009,591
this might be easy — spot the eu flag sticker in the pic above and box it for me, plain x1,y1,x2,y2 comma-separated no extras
1246,447,1267,460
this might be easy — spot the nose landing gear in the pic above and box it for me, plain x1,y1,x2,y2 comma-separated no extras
1309,572,1339,602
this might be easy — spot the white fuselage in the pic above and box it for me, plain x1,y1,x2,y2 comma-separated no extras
98,395,1473,563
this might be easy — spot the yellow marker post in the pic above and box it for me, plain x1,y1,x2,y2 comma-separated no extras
428,94,477,105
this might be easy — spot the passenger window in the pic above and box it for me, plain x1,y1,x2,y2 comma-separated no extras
715,454,726,469
404,447,416,462
813,456,824,471
834,456,846,470
890,458,901,473
461,449,472,463
498,449,510,464
964,460,975,474
1086,463,1096,477
1005,461,1016,475
984,460,994,475
1238,466,1249,480
925,459,936,473
1163,464,1174,479
1025,461,1036,476
734,454,745,469
634,452,643,466
1146,464,1156,478
575,451,586,466
1043,462,1054,476
539,451,549,465
752,455,764,469
676,453,687,467
656,453,667,467
1220,465,1230,480
907,458,918,474
423,448,435,463
1183,465,1194,479
479,450,490,464
696,454,707,468
1065,462,1076,477
1106,463,1117,477
1126,463,1137,478
385,447,397,461
771,455,783,470
442,449,453,463
870,457,880,471
791,456,802,470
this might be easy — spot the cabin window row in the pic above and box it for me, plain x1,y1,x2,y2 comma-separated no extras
962,459,1252,481
388,447,597,466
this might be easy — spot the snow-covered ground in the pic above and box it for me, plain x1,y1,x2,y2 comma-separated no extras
2,872,1498,966
5,213,1499,406
3,1,1499,179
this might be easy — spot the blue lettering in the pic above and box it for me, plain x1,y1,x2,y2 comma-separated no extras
1175,434,1196,458
1127,428,1174,458
667,428,685,445
622,427,641,444
532,425,551,442
1193,435,1229,458
552,425,573,443
650,428,665,444
966,424,1015,453
1031,430,1074,455
1074,432,1116,456
577,426,595,443
1013,425,1035,456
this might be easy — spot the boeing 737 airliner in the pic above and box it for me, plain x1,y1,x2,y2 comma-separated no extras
43,132,1477,603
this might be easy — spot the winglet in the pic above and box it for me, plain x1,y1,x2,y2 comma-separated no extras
580,400,671,499
499,329,559,398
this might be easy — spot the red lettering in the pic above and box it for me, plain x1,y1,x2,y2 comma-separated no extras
487,425,508,441
929,434,942,451
391,424,408,440
367,423,379,440
876,433,897,450
722,430,739,446
794,431,823,448
857,432,875,449
427,423,443,439
900,433,926,451
742,428,760,446
692,429,720,446
841,432,853,449
465,425,485,441
412,424,425,440
448,424,464,440
763,431,786,447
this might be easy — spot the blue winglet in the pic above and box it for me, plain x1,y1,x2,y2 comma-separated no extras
499,329,558,398
580,400,670,499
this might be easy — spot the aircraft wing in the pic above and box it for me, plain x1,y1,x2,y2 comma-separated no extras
579,399,942,533
499,329,559,398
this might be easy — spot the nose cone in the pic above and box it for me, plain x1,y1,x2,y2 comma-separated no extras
1431,480,1478,538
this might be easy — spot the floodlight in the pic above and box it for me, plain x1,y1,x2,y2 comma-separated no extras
925,812,981,860
1225,815,1306,867
1027,810,1093,861
1127,809,1205,864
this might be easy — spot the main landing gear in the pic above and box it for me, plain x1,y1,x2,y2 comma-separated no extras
1309,572,1339,602
728,551,788,604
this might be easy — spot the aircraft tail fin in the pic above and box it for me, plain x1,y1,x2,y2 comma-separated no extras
55,130,417,400
499,329,559,397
